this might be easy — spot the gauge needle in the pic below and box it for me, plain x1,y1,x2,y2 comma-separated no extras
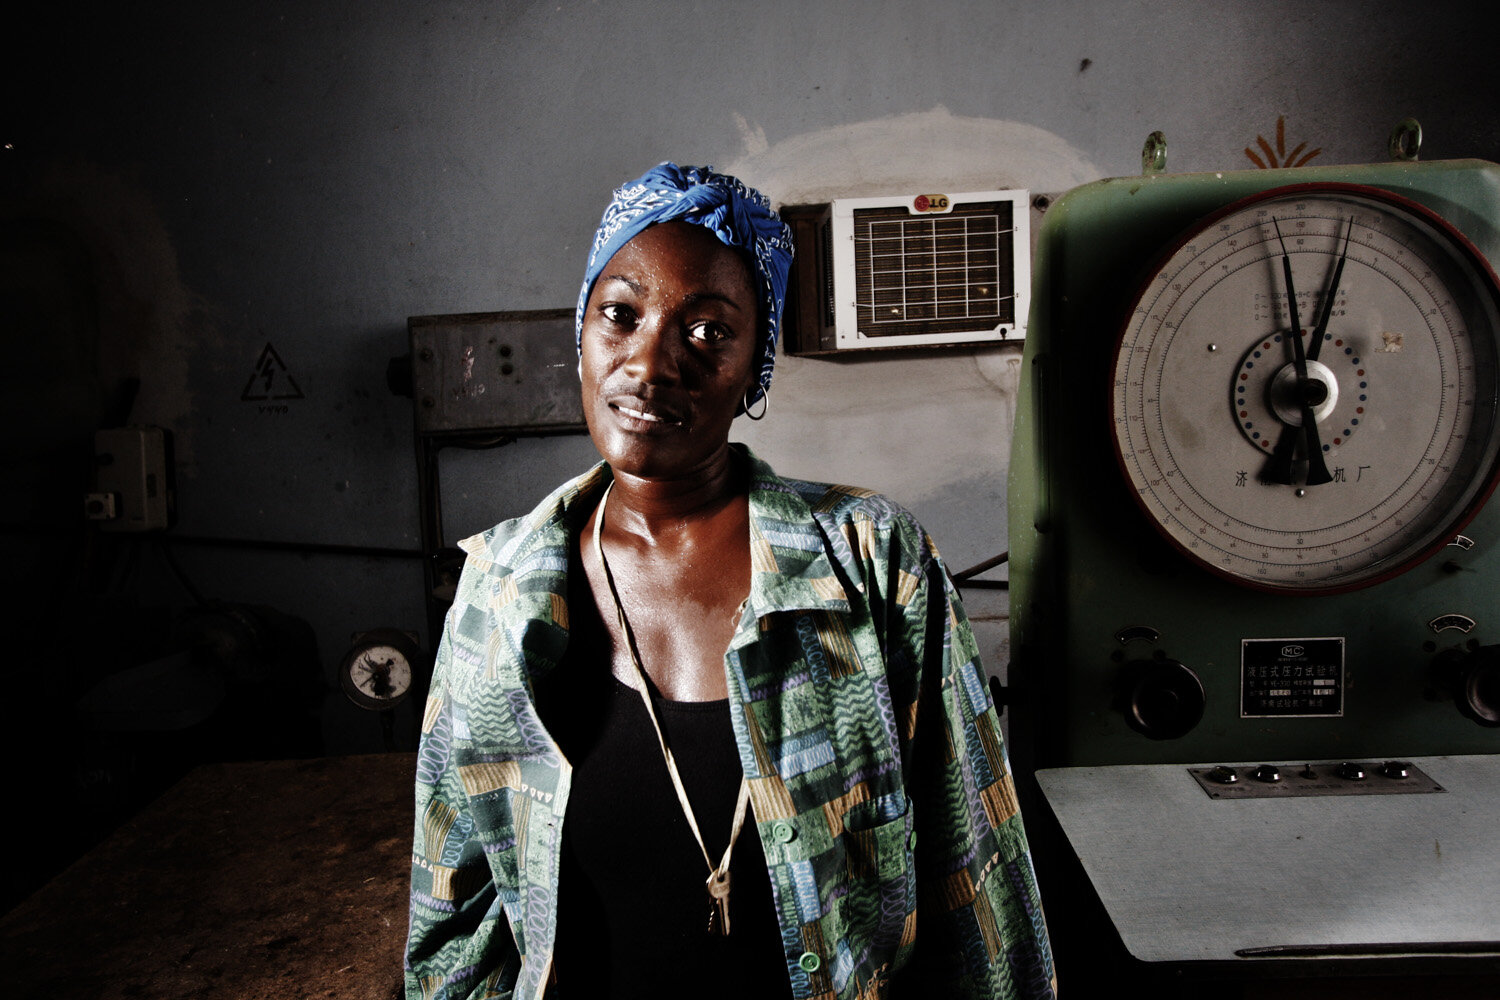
1266,219,1352,478
1265,218,1333,486
1306,218,1353,363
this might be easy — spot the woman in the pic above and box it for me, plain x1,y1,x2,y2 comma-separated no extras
405,164,1054,999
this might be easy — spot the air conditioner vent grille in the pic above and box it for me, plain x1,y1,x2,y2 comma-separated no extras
779,189,1028,354
852,201,1017,338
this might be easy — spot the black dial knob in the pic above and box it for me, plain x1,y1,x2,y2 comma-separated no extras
1431,644,1500,727
1460,646,1500,726
1337,761,1367,781
1253,764,1282,783
1118,658,1206,740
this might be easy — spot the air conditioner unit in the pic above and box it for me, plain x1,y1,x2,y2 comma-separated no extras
783,189,1030,354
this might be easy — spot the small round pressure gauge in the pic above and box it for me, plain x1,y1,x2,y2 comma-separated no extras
1111,183,1500,593
339,628,419,711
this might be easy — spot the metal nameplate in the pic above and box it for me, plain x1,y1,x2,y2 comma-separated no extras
1240,636,1344,718
1189,761,1444,799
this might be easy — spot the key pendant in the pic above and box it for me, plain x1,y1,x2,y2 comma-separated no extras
705,869,732,937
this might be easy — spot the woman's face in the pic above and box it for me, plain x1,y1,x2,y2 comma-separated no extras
579,221,760,481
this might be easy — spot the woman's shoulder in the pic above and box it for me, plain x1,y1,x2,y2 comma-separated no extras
748,452,925,539
457,461,610,570
747,457,941,587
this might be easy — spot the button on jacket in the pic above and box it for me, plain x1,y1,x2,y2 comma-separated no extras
405,447,1055,999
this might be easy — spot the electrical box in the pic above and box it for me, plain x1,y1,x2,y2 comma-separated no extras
91,426,172,532
408,309,585,435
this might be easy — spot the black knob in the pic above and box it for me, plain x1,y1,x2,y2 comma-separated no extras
1380,760,1411,780
1118,658,1206,740
1337,761,1367,781
1253,764,1282,783
1208,765,1238,784
1461,647,1500,726
1431,644,1500,727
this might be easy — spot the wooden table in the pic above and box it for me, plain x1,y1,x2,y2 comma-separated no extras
2,754,416,999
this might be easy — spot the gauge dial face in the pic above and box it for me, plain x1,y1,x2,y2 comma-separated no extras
1112,184,1500,592
342,643,413,709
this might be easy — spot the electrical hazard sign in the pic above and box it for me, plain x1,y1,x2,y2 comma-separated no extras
241,342,305,401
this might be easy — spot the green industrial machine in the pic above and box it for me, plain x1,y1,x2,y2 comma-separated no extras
1007,141,1500,994
1009,153,1500,771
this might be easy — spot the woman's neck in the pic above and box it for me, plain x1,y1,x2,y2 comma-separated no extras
603,445,747,541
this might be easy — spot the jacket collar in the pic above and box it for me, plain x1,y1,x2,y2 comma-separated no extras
458,443,854,625
738,446,854,627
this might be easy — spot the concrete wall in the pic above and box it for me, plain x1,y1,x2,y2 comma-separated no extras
8,0,1499,756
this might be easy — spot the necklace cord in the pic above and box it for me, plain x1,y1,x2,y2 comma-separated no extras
591,481,752,884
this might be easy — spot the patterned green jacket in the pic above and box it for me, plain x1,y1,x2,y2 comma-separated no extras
405,447,1055,999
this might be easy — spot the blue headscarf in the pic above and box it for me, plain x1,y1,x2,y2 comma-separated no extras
575,163,794,409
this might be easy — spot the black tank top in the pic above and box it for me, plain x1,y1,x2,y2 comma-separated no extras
539,561,792,999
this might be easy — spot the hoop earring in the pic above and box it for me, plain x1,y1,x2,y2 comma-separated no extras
742,387,769,421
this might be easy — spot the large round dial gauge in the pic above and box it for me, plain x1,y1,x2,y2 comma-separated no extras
1111,183,1500,593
